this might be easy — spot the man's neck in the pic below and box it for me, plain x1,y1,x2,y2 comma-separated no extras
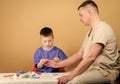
90,14,102,28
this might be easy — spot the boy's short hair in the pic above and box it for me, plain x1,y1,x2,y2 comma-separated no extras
78,0,99,13
40,27,53,37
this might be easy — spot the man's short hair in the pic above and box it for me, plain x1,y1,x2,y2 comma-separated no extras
78,0,99,13
40,27,53,37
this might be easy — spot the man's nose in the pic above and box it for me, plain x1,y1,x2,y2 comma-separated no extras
80,18,82,21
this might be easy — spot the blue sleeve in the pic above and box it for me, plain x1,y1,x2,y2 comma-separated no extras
58,50,67,60
34,49,41,65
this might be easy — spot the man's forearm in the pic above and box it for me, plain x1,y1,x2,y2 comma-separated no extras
56,53,82,68
70,55,95,78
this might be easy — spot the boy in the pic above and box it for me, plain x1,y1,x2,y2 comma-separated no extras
34,27,67,72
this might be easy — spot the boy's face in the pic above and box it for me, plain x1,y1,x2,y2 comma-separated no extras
41,35,54,50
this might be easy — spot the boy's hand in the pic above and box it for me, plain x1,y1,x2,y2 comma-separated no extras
37,59,48,68
40,59,48,64
53,57,61,62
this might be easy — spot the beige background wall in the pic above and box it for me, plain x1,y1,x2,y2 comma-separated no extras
0,0,120,72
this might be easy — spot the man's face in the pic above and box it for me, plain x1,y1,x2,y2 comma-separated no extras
41,35,54,49
78,7,91,26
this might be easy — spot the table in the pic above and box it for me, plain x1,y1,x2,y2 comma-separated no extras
0,72,71,84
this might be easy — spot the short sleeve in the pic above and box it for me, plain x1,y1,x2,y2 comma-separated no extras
92,27,108,46
34,49,42,65
58,49,67,60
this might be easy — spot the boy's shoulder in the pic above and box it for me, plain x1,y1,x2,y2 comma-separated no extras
53,46,61,50
53,46,64,52
35,47,43,52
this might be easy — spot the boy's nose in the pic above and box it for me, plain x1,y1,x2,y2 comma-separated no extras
46,42,50,45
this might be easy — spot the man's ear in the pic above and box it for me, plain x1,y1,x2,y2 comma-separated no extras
87,6,94,16
88,9,92,16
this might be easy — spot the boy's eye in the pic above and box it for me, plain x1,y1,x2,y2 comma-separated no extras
48,40,51,42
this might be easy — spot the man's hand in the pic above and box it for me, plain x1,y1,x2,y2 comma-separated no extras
44,60,58,68
57,75,73,84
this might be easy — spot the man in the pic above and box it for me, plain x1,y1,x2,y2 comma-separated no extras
45,0,119,84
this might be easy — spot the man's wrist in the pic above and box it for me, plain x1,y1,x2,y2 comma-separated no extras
70,73,76,79
54,62,59,68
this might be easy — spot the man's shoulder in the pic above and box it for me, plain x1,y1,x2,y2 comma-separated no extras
97,21,112,30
